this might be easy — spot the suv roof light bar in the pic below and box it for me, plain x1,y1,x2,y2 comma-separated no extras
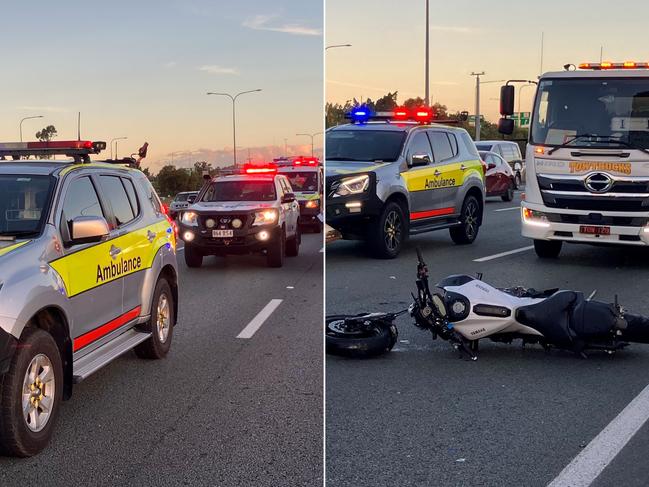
0,140,107,163
579,61,649,70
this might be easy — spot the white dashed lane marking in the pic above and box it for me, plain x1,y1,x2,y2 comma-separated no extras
473,245,534,262
236,299,283,339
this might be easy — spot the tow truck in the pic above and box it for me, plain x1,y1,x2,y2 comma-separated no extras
498,62,649,258
276,156,323,233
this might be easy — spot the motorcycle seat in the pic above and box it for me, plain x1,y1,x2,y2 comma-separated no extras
515,291,580,347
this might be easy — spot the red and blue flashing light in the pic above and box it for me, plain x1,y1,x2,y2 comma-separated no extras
347,106,435,124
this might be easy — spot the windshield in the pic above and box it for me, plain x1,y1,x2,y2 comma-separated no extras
174,192,194,202
284,172,319,192
475,143,493,151
0,175,54,237
531,77,649,149
201,180,276,202
326,130,406,162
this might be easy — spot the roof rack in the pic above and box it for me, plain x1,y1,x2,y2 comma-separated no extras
0,141,107,163
0,141,149,168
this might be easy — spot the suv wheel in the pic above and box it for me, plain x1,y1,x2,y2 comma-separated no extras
135,278,175,359
267,229,285,268
286,226,301,257
184,245,203,268
369,201,405,259
450,195,481,245
534,239,562,258
0,328,63,457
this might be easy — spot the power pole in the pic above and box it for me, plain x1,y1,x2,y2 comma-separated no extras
470,72,485,141
424,0,430,106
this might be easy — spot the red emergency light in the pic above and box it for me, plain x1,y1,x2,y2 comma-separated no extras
243,163,277,174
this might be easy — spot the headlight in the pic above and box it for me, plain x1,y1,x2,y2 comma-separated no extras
181,211,198,226
253,209,278,226
332,174,370,197
305,199,320,209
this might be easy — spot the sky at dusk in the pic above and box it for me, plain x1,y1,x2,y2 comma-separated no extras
0,0,323,172
326,0,649,122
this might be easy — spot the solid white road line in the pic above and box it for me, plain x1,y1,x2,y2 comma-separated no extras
473,245,534,262
494,206,520,212
236,299,283,339
548,382,649,487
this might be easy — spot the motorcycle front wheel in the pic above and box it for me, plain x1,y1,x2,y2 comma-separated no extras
325,315,398,358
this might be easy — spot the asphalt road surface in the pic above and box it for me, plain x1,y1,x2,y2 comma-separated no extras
326,192,649,487
0,233,323,487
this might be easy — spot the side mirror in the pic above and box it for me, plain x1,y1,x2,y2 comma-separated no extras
498,117,515,135
410,153,431,167
187,195,196,204
500,85,515,116
282,193,296,204
70,216,109,245
487,163,496,170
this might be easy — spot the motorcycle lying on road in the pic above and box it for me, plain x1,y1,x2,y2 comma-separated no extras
325,249,649,359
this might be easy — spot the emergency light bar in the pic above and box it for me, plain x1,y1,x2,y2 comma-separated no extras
243,163,277,174
579,61,649,70
346,106,437,124
0,140,106,162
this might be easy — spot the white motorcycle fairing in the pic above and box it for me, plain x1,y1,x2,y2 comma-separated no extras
441,278,546,341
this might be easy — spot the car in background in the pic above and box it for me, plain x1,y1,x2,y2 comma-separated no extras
479,150,515,202
169,191,198,219
475,140,524,187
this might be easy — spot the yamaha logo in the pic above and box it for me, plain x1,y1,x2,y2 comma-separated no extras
585,173,613,193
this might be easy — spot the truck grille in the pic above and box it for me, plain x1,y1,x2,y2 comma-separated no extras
199,214,249,230
538,174,649,212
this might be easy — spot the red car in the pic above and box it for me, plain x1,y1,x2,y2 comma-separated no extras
479,150,515,202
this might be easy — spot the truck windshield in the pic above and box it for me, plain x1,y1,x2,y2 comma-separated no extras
326,130,406,162
0,175,54,237
202,180,276,202
284,172,319,192
531,77,649,149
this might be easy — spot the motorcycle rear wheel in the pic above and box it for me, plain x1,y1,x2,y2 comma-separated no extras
325,315,398,358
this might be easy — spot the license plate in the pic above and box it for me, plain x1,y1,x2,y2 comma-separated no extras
579,225,610,235
212,230,233,238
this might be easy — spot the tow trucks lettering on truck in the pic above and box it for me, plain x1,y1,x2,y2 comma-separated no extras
568,161,632,175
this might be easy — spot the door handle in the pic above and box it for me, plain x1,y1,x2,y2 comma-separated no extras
460,164,467,171
147,230,156,242
433,170,442,177
109,245,122,259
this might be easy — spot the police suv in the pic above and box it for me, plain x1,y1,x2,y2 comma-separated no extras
0,141,178,457
178,164,301,268
326,107,486,258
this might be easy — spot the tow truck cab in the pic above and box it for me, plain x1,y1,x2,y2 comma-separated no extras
498,62,649,258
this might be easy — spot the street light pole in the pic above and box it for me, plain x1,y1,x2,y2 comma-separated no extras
207,89,262,168
110,137,127,159
425,0,430,106
296,132,323,157
19,115,44,142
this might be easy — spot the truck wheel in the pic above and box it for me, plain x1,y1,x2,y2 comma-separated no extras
135,278,175,359
369,201,405,259
450,195,481,245
534,239,562,258
286,226,301,257
184,246,203,268
267,229,285,268
501,182,514,202
0,328,63,457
